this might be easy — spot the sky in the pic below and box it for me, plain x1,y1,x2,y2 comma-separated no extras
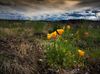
0,0,100,13
0,0,100,20
0,0,100,8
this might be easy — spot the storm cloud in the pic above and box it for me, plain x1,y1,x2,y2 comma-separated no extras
0,0,100,7
0,0,100,17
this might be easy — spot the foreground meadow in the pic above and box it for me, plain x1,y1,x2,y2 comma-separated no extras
0,20,100,74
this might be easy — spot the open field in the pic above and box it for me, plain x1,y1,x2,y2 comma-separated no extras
0,20,100,74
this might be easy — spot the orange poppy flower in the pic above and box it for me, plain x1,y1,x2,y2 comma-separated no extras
57,29,64,35
47,34,51,40
78,49,85,57
51,31,57,39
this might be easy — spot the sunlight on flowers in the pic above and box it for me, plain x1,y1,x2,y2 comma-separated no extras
51,31,57,39
47,34,52,40
78,49,85,57
57,29,64,35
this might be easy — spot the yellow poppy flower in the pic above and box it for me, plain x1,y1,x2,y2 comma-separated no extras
47,34,51,40
67,25,71,29
78,49,85,57
51,31,57,39
57,29,64,35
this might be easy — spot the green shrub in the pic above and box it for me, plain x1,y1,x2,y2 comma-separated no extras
45,27,85,69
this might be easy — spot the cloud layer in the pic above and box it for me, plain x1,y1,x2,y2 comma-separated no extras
0,0,100,21
0,0,100,7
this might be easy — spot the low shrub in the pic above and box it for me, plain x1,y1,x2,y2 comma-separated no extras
45,26,86,70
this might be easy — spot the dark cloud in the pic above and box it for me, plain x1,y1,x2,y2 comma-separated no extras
0,0,99,5
0,0,100,10
78,0,100,7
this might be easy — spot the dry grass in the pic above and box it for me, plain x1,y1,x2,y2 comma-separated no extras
0,27,34,37
0,37,43,74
